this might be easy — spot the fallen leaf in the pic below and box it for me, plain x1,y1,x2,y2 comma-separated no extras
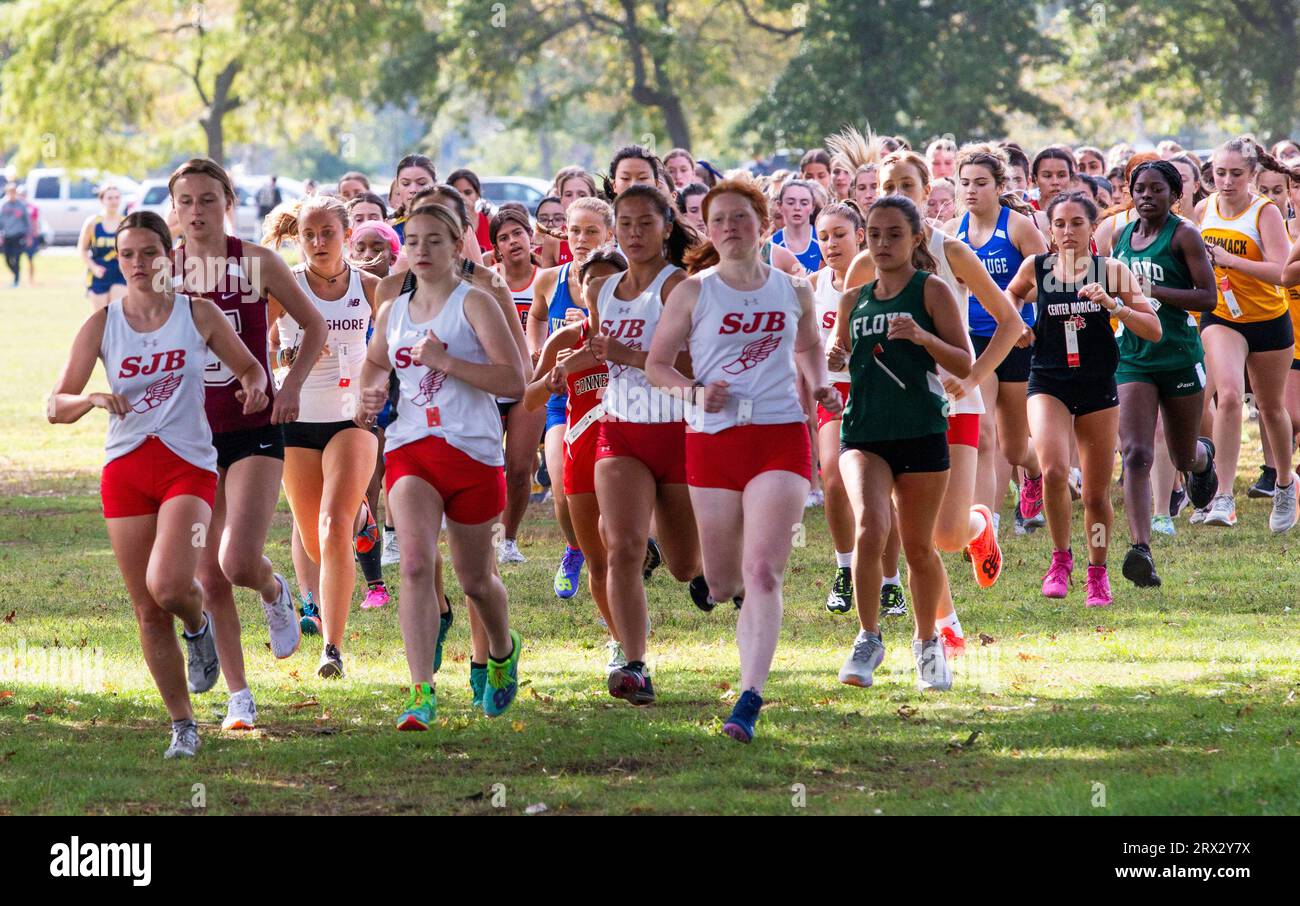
1017,652,1041,661
527,688,553,704
1236,704,1254,718
2,610,14,624
511,720,525,732
978,633,995,646
716,681,731,691
0,690,13,699
896,704,918,720
1094,626,1114,634
288,698,319,710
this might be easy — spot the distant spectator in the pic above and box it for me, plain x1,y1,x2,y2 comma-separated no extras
447,168,493,253
1,183,32,287
17,186,41,285
337,171,369,201
256,176,282,220
303,179,318,197
675,182,709,231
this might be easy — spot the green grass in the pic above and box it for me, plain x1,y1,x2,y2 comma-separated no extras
1,255,1297,815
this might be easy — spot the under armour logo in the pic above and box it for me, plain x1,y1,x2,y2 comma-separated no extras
140,338,160,349
743,297,759,306
618,306,631,315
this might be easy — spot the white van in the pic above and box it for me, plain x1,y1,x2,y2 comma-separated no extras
25,168,141,244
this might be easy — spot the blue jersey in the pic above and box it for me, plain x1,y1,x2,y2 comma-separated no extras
88,217,124,288
546,263,587,418
772,228,823,272
956,206,1029,335
390,217,406,244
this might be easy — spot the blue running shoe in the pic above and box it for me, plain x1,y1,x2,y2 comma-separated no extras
469,663,487,710
433,597,452,674
554,545,584,599
723,689,763,743
299,592,321,635
483,629,522,717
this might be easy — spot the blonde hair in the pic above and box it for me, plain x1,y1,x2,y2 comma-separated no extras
566,195,614,230
826,125,888,172
262,194,350,248
407,203,465,244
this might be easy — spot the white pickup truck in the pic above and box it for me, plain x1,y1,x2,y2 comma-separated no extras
25,168,141,245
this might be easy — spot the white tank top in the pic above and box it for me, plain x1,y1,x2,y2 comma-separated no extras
687,266,805,434
813,269,850,383
928,228,985,416
385,282,504,466
597,264,684,424
498,265,537,405
279,264,370,423
100,295,217,472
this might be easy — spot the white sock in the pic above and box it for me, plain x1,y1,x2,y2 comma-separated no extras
881,573,900,588
835,550,853,568
936,611,963,637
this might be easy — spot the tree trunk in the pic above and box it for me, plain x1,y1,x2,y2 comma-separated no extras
199,60,242,165
620,0,692,152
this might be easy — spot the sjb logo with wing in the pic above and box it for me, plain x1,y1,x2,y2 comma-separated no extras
721,333,780,375
130,372,183,413
411,369,447,405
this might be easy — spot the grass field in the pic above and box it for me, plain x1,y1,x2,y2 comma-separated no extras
1,255,1297,815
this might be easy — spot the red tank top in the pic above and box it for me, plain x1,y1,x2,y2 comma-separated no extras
173,235,275,434
565,324,609,437
557,240,574,266
475,211,492,254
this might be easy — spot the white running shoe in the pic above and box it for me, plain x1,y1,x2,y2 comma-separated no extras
164,722,200,759
1270,480,1298,533
221,688,257,730
805,488,825,509
262,573,301,659
497,538,527,564
380,530,400,566
1067,467,1083,500
1189,506,1208,524
605,639,627,676
914,636,952,692
1203,493,1237,527
838,630,885,687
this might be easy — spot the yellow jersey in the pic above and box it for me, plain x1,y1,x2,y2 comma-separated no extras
1200,192,1285,322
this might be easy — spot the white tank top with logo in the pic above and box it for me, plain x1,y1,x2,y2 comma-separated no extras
278,264,370,423
100,295,217,472
687,266,805,434
928,227,985,416
498,265,537,406
814,269,850,383
385,282,504,466
597,264,684,424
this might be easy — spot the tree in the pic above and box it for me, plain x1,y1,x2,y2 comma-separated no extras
1064,0,1300,143
0,0,423,170
736,0,1066,149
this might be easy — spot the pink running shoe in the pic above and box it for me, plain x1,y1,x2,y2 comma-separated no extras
1041,549,1074,598
1019,473,1044,519
1085,565,1113,607
362,584,390,609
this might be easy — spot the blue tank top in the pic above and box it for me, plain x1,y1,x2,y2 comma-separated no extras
546,263,587,412
957,206,1029,335
89,217,123,283
772,228,823,272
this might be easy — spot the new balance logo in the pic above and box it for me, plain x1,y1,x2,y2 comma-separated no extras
50,837,152,886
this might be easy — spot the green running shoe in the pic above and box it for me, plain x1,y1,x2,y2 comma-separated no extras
434,598,453,674
469,663,487,711
396,682,437,731
483,629,522,717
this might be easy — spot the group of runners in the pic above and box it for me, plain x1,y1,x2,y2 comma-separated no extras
47,130,1300,755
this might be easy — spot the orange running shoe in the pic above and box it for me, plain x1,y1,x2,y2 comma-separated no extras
967,504,1002,588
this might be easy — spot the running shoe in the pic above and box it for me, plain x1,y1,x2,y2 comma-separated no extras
317,643,344,679
1085,564,1113,607
1122,544,1161,588
688,574,716,612
380,530,400,566
1248,465,1276,499
838,629,885,687
1041,549,1073,599
605,639,627,676
608,661,656,705
880,582,907,616
967,504,1002,588
469,664,487,711
722,689,763,743
183,612,220,694
536,459,551,489
164,721,200,759
1270,479,1298,533
939,625,966,659
483,629,522,717
361,583,390,609
1203,493,1237,527
221,689,257,731
396,683,437,731
262,573,301,659
554,545,584,599
434,600,453,674
1019,472,1044,519
825,566,853,614
300,592,322,635
354,500,379,554
497,538,527,564
1189,506,1208,524
1067,467,1083,500
913,636,952,691
1151,514,1176,536
643,538,663,581
1013,507,1029,536
805,488,824,509
1185,438,1218,509
1168,486,1188,519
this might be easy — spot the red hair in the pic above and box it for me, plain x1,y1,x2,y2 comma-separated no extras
685,178,771,273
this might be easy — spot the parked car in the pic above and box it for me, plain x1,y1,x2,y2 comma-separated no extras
25,168,140,244
478,176,550,214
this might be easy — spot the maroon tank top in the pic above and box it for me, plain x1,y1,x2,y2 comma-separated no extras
173,235,275,434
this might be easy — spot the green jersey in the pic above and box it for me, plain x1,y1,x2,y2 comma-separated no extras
841,269,950,443
1113,214,1204,373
